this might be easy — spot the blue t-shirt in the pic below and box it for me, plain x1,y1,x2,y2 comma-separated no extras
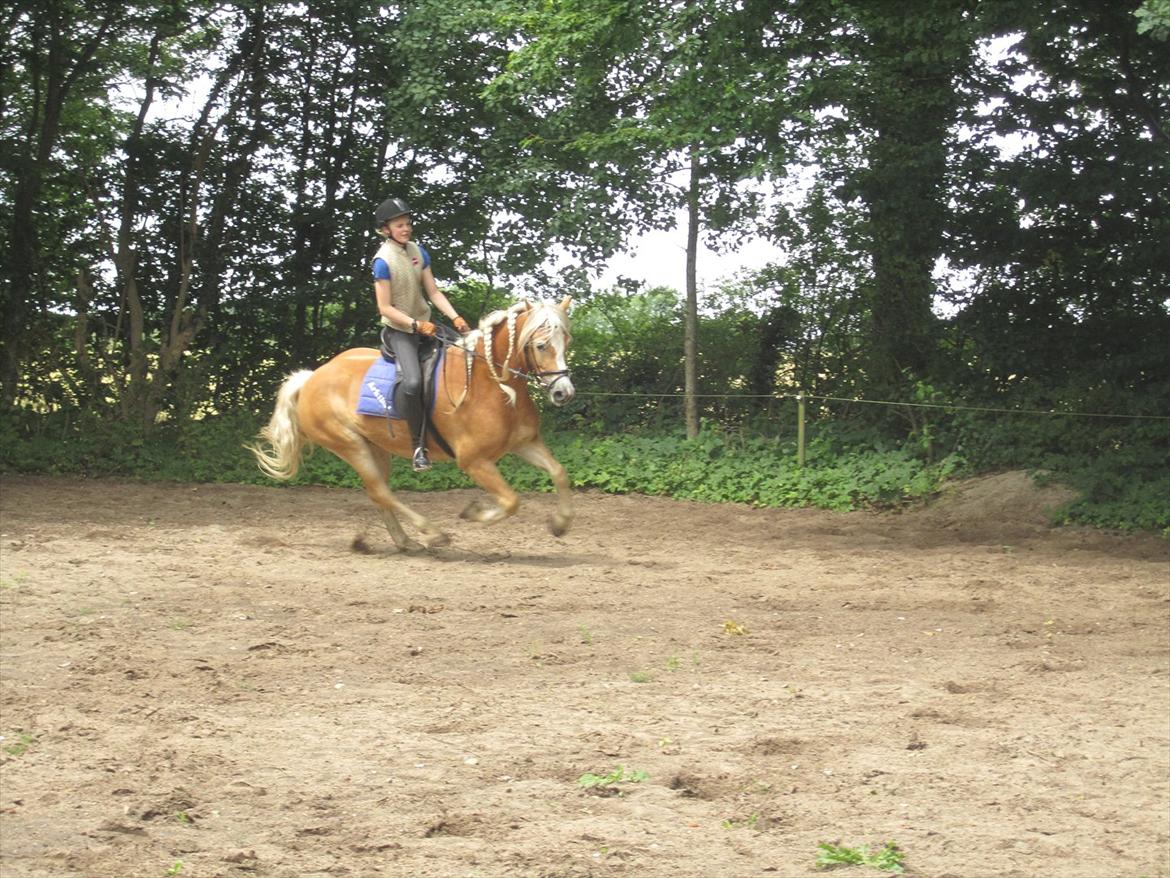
372,243,431,280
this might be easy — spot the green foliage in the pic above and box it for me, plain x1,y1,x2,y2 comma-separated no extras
1136,0,1170,39
942,403,1170,532
722,813,760,830
2,731,36,758
816,841,905,874
2,403,1165,532
542,425,964,512
577,766,649,790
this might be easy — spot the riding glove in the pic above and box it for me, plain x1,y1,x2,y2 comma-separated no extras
414,320,437,337
453,316,471,334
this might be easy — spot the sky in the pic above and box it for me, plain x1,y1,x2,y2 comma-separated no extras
596,223,784,293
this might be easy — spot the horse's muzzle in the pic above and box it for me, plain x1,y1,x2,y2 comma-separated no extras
548,374,575,406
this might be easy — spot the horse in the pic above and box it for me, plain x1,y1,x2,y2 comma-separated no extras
248,296,575,551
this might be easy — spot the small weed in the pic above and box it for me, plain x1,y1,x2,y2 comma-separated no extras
165,862,183,876
168,620,190,631
816,841,905,874
0,571,28,590
629,670,652,683
722,813,760,830
578,625,594,645
2,732,35,757
578,765,649,792
665,655,680,671
175,810,192,825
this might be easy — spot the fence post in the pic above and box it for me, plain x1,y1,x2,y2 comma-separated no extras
797,392,806,468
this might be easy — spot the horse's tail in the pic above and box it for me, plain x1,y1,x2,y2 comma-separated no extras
248,370,314,481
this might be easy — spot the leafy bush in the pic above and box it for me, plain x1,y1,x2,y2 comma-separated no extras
541,426,963,511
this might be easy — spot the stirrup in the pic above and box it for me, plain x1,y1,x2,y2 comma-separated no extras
411,447,431,472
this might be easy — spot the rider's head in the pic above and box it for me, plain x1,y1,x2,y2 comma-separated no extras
374,197,412,242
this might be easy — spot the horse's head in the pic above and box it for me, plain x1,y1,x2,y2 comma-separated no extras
518,296,575,406
466,297,575,406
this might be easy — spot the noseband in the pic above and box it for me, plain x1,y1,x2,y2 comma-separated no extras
522,344,572,390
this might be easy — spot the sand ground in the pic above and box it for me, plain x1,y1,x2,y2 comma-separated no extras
1,472,1167,878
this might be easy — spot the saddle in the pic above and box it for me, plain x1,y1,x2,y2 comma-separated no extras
379,326,442,407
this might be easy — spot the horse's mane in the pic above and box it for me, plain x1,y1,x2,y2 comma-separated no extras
459,299,570,351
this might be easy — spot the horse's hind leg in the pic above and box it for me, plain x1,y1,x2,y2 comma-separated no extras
513,439,574,536
364,452,419,551
336,439,450,550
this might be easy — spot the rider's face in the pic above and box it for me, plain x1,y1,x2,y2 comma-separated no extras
387,215,413,245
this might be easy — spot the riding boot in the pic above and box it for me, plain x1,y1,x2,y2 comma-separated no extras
411,419,431,472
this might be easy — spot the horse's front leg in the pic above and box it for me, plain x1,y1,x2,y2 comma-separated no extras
513,439,573,536
458,456,521,525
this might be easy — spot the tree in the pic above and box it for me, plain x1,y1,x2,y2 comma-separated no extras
946,0,1170,411
0,0,124,405
487,0,797,436
781,0,976,396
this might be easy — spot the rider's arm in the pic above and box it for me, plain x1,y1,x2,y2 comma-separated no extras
421,267,462,324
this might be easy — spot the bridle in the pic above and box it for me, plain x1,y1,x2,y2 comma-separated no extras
521,343,572,392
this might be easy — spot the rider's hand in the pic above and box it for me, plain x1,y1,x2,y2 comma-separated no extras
415,320,437,337
453,316,471,335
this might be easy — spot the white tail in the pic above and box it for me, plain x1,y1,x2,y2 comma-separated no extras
248,370,314,480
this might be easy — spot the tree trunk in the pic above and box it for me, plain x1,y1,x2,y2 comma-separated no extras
683,145,700,439
115,31,162,426
854,2,968,395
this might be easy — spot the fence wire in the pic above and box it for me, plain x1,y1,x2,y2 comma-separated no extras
573,390,1170,422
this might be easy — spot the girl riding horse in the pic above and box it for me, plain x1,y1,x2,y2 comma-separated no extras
371,196,471,472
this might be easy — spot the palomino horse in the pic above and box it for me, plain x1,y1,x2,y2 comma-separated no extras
249,297,574,550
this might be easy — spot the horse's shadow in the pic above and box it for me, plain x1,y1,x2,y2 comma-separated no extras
430,547,587,567
350,536,595,567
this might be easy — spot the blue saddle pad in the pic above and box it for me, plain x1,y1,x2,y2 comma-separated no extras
355,350,444,418
356,357,400,417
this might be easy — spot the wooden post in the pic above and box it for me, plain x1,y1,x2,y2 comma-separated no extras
797,392,806,468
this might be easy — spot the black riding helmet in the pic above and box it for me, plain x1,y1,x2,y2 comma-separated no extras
375,197,411,226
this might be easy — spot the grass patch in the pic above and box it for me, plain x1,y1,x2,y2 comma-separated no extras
577,765,649,794
2,731,36,757
816,841,905,874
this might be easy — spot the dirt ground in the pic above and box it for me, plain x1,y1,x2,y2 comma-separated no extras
1,471,1167,878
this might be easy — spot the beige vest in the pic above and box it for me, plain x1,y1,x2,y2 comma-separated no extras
374,240,430,326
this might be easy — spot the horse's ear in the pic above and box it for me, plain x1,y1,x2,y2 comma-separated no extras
558,295,573,313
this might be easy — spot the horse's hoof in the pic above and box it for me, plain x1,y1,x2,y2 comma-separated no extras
398,539,426,553
550,517,571,537
425,532,451,549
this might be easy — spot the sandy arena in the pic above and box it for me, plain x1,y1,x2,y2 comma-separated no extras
1,472,1167,878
